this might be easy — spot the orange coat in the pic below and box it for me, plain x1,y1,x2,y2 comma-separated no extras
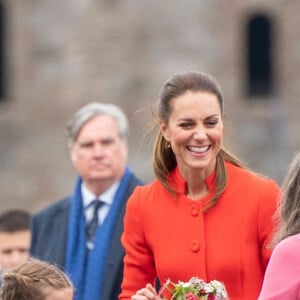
119,162,281,300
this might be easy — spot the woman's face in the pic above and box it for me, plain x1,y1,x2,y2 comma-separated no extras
160,90,223,177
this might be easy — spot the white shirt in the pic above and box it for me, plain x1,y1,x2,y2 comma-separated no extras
82,181,120,226
82,181,120,250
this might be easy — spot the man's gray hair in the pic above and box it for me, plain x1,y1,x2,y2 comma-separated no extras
67,102,129,145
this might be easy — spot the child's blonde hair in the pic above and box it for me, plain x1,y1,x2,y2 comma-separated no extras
1,257,73,300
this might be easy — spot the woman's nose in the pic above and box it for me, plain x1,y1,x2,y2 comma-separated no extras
193,129,206,139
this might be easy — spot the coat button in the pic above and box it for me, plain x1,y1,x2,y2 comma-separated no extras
191,240,200,252
191,205,199,216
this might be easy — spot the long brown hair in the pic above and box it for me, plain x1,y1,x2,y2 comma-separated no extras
152,71,245,211
271,152,300,245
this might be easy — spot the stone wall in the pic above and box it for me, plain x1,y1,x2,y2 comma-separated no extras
0,0,299,212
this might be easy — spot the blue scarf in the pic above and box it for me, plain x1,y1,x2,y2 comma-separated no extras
65,167,132,300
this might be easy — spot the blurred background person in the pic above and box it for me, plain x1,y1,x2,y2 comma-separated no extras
258,152,300,300
119,71,281,300
0,209,31,283
1,257,73,300
30,102,143,300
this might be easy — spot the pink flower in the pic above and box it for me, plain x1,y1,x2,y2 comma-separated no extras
185,292,198,300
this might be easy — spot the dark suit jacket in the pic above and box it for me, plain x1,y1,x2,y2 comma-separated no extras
30,173,143,300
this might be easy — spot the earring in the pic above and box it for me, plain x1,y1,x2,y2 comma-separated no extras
166,141,171,148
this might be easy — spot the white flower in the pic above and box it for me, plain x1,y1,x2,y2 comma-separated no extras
166,277,228,300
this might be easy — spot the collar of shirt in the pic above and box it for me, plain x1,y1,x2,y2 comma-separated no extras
82,181,120,224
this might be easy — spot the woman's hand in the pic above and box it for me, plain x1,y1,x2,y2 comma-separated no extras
131,283,161,300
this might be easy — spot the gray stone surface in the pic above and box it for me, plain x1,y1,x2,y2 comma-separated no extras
0,0,299,211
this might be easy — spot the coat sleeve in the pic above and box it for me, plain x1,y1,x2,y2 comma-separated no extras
119,186,157,300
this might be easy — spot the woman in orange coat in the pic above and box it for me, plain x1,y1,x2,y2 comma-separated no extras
119,71,281,300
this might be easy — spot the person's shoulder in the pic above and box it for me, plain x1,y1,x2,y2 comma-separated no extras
226,161,278,186
128,179,166,207
226,162,281,202
33,197,71,219
276,234,300,252
272,234,300,262
126,179,165,216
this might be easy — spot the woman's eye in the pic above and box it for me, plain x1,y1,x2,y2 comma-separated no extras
179,123,191,128
179,122,193,128
206,119,218,126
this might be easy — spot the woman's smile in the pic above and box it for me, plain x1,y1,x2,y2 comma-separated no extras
186,145,211,154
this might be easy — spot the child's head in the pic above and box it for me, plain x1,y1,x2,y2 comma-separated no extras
0,209,31,272
1,258,73,300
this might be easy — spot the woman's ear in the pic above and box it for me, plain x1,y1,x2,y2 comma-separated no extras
159,121,170,141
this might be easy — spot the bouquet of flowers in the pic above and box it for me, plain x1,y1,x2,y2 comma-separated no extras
162,277,228,300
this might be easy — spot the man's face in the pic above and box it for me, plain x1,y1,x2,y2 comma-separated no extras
0,230,31,272
70,114,128,192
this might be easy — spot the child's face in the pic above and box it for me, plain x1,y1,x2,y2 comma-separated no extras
44,288,73,300
0,230,31,271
